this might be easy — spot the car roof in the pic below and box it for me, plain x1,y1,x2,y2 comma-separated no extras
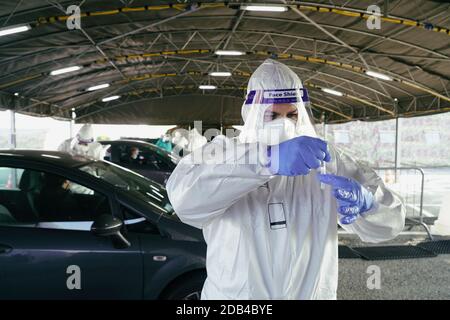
0,149,93,168
99,139,156,147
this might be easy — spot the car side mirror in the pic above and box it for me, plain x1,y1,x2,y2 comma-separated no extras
91,214,131,248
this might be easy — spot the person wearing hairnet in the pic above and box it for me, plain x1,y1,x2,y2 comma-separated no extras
58,124,105,159
166,59,405,300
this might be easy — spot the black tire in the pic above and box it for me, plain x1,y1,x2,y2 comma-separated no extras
160,271,206,300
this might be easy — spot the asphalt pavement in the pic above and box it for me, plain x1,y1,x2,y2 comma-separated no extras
337,235,450,300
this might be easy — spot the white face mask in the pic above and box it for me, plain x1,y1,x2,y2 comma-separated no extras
258,117,297,145
73,143,90,156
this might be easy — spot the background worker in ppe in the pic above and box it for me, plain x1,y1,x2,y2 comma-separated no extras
167,59,405,300
187,128,207,153
58,124,105,160
171,129,189,156
58,124,104,194
155,133,173,152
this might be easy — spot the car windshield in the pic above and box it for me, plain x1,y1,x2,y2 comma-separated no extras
150,144,180,164
102,141,180,165
78,161,175,217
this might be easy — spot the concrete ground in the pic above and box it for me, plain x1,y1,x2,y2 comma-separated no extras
337,234,450,300
338,254,450,300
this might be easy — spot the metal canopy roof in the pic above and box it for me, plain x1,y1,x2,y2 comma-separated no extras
0,0,449,125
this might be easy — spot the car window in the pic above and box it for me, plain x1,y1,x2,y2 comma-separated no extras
0,167,24,190
0,166,112,230
103,144,112,161
78,161,175,219
121,205,160,235
117,144,171,170
138,147,171,170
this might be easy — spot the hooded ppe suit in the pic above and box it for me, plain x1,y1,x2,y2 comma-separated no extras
166,59,405,300
171,130,189,156
58,124,105,160
187,128,208,153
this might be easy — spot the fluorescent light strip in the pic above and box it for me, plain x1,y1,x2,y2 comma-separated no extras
199,85,217,90
102,95,120,102
215,50,245,56
0,24,30,37
50,66,82,76
241,5,288,12
365,70,393,81
87,83,110,91
209,71,232,77
322,88,343,96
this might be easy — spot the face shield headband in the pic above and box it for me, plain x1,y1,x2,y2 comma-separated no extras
244,88,310,106
77,135,94,145
239,87,317,145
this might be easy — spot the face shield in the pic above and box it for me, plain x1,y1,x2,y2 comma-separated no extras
239,59,318,146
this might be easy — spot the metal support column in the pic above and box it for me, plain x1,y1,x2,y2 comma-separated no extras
394,117,399,182
70,109,76,139
10,110,16,149
393,96,400,182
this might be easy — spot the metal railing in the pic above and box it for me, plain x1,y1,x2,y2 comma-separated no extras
373,167,433,240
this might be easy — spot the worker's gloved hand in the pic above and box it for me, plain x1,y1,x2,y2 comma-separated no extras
268,136,331,176
317,174,374,224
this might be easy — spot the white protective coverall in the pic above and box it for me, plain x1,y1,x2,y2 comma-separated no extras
187,128,208,153
171,130,189,155
166,59,405,300
58,124,104,160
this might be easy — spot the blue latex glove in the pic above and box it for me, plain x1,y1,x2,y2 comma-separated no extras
268,136,331,176
317,173,374,224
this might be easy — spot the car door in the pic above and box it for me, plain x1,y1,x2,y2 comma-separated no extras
0,165,143,299
119,204,206,299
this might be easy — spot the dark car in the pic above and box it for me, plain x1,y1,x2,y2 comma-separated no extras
0,150,206,300
100,140,178,185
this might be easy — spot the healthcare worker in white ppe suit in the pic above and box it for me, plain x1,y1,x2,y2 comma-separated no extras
166,59,405,300
58,124,104,159
58,124,105,194
187,127,208,153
